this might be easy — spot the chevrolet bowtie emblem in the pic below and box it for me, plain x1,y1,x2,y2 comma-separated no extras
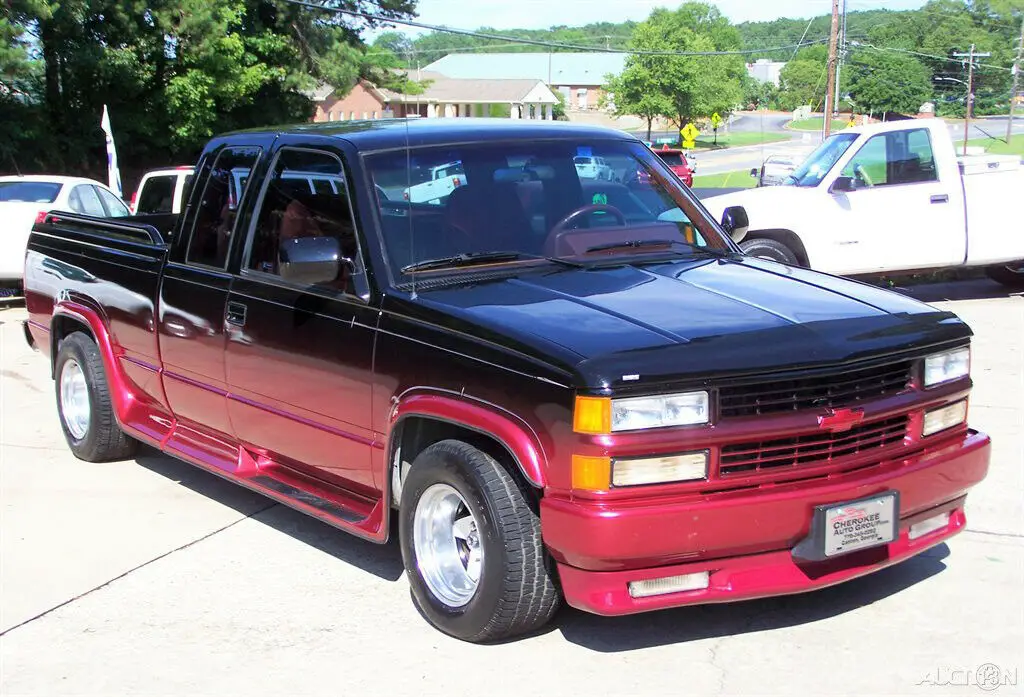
818,408,866,432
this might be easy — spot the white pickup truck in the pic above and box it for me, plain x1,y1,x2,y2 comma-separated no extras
402,161,465,204
703,119,1024,287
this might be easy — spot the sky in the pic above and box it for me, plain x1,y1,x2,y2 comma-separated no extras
393,0,932,35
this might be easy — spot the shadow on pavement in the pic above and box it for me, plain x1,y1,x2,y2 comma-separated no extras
134,447,405,582
885,279,1019,304
556,543,950,652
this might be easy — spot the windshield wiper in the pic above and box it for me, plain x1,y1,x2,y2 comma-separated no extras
584,239,732,258
402,250,585,274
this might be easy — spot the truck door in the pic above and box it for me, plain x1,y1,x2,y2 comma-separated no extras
158,143,266,436
828,127,965,273
224,141,379,496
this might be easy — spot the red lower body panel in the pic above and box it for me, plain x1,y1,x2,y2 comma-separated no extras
543,430,990,616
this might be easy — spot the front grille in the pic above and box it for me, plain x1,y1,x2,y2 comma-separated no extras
718,360,914,418
719,415,909,476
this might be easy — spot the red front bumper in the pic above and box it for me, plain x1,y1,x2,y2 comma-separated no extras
541,429,990,616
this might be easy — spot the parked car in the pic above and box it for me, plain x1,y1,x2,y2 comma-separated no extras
653,147,695,187
402,160,466,203
23,120,989,643
0,175,128,285
130,166,194,215
750,154,797,186
573,154,614,180
703,119,1024,287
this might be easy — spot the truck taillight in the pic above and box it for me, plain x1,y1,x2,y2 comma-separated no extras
130,191,138,211
35,211,49,225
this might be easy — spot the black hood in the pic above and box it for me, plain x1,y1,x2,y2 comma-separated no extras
405,257,970,389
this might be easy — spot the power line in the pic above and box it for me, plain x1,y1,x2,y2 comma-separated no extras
850,41,1013,72
283,0,829,57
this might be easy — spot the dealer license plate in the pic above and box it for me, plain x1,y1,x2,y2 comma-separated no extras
824,493,897,557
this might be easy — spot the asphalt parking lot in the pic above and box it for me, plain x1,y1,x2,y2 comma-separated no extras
1,279,1022,696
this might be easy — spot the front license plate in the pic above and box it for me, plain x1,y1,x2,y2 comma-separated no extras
824,493,897,557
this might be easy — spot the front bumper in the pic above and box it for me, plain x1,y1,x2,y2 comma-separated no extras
541,429,990,616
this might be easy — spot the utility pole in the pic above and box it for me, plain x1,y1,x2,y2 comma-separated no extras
1007,17,1023,145
953,44,992,156
833,0,848,120
823,0,841,139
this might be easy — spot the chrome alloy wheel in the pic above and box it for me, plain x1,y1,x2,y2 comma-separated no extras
60,358,90,440
413,483,483,607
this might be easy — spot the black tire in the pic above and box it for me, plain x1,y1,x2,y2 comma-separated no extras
399,440,559,642
986,263,1024,289
740,237,800,265
54,332,138,462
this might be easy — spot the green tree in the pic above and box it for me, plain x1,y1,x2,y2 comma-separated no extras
622,3,746,130
741,74,779,109
778,59,824,111
846,51,933,115
602,64,672,140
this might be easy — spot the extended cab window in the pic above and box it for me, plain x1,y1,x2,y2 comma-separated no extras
245,148,359,291
186,147,261,268
841,129,938,189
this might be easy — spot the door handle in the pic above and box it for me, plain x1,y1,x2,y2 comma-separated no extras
226,301,247,327
930,194,949,204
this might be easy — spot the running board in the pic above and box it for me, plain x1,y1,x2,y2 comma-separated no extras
250,475,364,523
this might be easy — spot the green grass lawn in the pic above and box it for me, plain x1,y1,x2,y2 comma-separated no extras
691,169,758,189
691,131,791,149
787,116,848,132
960,137,1024,158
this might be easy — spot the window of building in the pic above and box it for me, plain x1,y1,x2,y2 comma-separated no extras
186,147,261,268
245,148,360,292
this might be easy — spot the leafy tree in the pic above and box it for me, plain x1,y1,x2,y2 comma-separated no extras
778,60,824,110
846,51,933,114
602,64,671,139
620,3,745,130
742,74,779,109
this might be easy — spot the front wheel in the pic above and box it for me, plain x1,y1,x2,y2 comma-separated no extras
398,440,559,642
986,263,1024,289
740,237,800,265
55,332,138,462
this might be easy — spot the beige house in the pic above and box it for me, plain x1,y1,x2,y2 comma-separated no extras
311,73,560,123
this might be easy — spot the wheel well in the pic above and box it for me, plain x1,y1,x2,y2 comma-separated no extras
49,315,94,377
389,417,540,509
744,229,810,267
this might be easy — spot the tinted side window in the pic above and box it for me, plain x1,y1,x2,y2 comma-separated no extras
246,148,358,290
71,185,106,216
186,147,261,268
96,187,130,217
137,175,176,214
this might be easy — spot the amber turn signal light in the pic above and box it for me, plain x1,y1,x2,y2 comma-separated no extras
571,455,611,491
573,396,611,435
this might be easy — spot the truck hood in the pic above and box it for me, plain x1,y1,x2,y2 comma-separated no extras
409,257,969,389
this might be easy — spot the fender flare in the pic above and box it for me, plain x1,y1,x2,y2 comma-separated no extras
50,300,132,424
388,391,549,489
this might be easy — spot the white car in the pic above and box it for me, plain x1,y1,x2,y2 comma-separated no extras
703,118,1024,287
130,166,194,215
574,156,614,180
0,175,129,283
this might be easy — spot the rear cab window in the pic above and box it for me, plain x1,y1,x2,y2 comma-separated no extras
137,175,177,214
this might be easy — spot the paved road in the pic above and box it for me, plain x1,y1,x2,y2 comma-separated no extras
1,283,1022,696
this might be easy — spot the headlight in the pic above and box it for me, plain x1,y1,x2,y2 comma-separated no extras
612,451,708,486
611,391,709,432
923,347,970,388
922,400,968,436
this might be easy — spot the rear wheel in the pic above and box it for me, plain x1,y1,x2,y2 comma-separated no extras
398,440,559,642
740,237,800,265
986,263,1024,289
55,332,138,462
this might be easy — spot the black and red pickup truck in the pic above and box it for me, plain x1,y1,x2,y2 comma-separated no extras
23,119,990,642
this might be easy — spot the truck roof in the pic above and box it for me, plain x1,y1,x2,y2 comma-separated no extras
220,118,637,151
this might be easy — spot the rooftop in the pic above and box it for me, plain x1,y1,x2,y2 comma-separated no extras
222,118,637,151
381,72,557,104
422,52,629,86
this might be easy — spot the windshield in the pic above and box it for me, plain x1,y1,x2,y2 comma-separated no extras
784,133,858,187
366,139,730,280
0,181,62,203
